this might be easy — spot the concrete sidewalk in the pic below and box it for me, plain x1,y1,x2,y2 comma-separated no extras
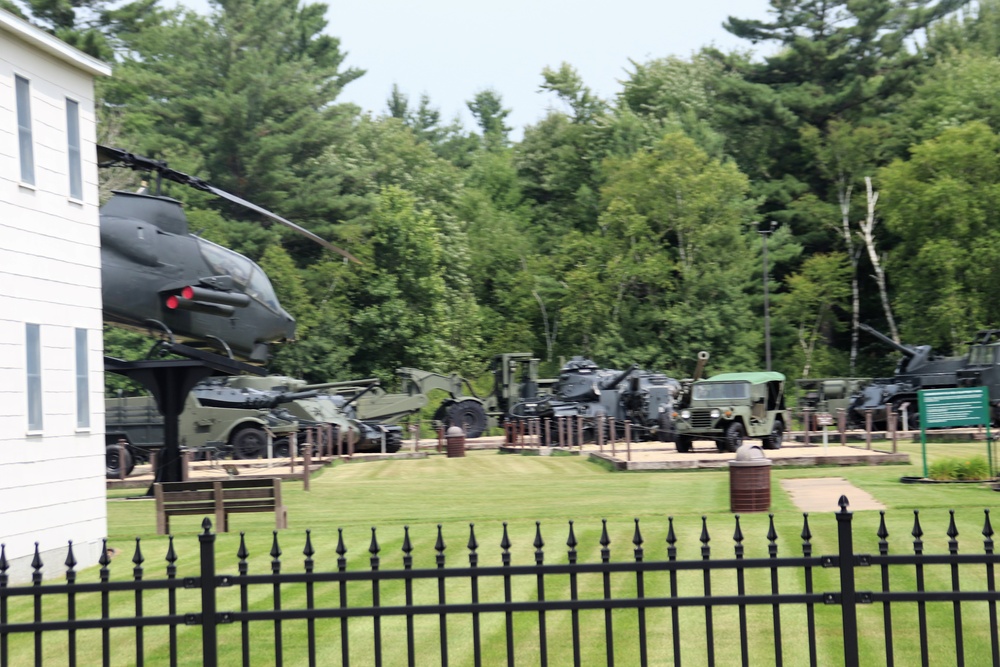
780,477,885,512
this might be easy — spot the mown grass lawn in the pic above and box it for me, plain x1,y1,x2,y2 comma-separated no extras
14,438,1000,665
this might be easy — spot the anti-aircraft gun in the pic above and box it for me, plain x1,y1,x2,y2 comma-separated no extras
196,376,404,453
848,324,969,429
507,357,680,443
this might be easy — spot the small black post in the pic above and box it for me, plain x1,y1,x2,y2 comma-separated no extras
199,519,218,667
836,496,859,667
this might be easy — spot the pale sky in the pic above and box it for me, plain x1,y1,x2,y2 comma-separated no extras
174,0,776,137
326,0,775,136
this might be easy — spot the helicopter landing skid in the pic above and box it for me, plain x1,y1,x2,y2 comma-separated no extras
106,344,265,494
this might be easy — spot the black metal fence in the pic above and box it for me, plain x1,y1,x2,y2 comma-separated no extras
2,496,998,666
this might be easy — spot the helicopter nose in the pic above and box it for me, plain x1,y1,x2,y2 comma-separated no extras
284,313,297,341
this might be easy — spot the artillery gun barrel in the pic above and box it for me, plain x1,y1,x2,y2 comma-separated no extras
859,323,915,358
302,378,380,391
693,351,710,382
601,364,639,390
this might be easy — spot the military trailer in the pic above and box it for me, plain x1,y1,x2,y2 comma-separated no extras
506,357,680,443
104,393,300,479
673,371,788,453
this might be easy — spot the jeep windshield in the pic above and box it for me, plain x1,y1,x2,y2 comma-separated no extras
692,382,750,401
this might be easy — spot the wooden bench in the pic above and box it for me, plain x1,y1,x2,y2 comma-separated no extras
153,478,287,535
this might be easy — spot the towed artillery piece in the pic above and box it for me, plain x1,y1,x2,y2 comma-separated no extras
795,378,871,429
330,353,555,438
506,357,680,444
200,376,404,453
105,391,301,479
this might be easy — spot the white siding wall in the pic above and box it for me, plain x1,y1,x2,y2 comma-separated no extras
0,28,106,581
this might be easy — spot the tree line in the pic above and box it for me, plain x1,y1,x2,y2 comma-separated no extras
6,0,997,387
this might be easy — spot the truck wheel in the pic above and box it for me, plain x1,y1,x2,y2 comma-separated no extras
724,422,745,453
675,435,694,453
231,427,267,459
763,420,784,450
385,431,403,453
445,400,488,439
106,445,134,479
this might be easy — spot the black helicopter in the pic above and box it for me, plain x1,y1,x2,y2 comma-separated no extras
97,146,358,364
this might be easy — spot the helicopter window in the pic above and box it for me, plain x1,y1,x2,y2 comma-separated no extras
198,238,252,288
692,382,750,401
247,266,281,312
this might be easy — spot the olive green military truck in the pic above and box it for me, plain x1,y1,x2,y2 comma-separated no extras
672,371,788,453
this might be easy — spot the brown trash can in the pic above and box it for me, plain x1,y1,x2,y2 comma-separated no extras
728,443,772,512
446,426,466,458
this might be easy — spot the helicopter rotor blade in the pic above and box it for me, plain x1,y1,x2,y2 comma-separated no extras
203,184,361,264
97,144,361,264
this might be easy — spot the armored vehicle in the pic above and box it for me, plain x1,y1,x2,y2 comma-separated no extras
199,375,404,453
506,357,680,443
846,324,973,429
673,371,788,453
955,331,1000,424
850,326,1000,428
105,393,300,478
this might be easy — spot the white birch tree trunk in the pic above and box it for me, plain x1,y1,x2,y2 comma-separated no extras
860,176,899,343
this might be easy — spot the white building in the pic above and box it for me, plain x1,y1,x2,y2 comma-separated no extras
0,9,111,582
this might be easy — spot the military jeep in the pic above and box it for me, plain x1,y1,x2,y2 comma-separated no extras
673,371,788,453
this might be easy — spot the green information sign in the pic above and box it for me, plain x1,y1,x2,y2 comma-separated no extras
918,387,990,428
916,387,993,479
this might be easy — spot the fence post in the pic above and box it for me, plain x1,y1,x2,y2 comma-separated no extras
118,439,127,481
303,442,312,492
836,496,859,667
199,519,219,667
865,410,873,450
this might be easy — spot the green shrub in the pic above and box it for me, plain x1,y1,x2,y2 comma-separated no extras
928,456,991,481
929,458,961,481
956,456,990,480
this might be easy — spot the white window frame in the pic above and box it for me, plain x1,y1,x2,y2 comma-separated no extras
66,98,82,200
26,323,42,432
75,328,89,429
15,74,35,186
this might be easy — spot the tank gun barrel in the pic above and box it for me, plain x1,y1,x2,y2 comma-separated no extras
601,364,639,390
859,323,915,358
274,390,319,404
302,378,380,391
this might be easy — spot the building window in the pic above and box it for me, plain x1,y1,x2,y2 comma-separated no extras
15,75,35,186
26,324,42,431
75,328,89,429
66,99,82,200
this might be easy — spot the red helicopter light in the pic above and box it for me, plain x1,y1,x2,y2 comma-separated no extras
166,295,180,309
181,286,195,299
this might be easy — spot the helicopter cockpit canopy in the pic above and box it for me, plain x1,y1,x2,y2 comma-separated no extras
197,237,282,313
